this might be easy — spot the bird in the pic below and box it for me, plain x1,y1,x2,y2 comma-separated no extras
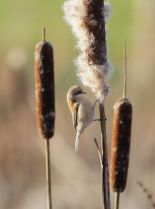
67,85,96,151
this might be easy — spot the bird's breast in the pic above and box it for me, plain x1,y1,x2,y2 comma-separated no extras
67,98,77,113
78,100,95,124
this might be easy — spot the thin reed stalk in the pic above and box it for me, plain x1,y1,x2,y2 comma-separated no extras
137,181,155,209
93,138,102,169
45,139,52,209
114,192,120,209
99,103,111,209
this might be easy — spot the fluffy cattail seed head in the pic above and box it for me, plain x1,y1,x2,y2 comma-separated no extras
35,34,55,140
110,98,132,192
63,0,112,102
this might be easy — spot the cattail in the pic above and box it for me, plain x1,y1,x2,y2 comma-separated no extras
35,29,55,140
110,41,132,209
64,1,112,209
35,28,55,209
110,94,132,209
63,0,112,102
110,98,132,192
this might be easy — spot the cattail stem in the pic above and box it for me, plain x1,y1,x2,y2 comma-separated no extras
35,29,55,209
123,38,127,99
114,192,120,209
93,138,102,169
99,103,111,209
45,139,52,209
43,27,46,42
137,181,155,209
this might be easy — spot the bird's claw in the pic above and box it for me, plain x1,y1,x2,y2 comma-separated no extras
93,118,101,122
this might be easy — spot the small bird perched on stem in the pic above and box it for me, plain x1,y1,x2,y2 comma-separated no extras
67,85,96,151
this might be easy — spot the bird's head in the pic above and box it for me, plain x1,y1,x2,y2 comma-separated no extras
67,85,86,103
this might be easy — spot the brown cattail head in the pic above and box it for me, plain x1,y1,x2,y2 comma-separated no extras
110,98,132,192
63,0,112,102
83,0,107,65
35,37,55,140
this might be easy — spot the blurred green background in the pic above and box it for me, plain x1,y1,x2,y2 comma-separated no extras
0,0,155,209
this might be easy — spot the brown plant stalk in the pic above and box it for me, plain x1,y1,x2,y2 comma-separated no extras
137,181,155,209
45,139,52,209
35,28,55,209
99,103,111,209
110,41,132,209
63,0,111,208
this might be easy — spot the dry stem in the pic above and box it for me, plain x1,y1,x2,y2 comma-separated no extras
93,138,102,169
137,181,155,209
114,192,120,209
45,139,52,209
99,103,111,209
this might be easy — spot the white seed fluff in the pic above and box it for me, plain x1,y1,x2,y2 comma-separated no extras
63,0,112,102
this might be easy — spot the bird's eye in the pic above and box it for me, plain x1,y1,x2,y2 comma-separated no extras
76,90,82,95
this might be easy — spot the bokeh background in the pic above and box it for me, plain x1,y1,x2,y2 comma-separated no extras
0,0,155,208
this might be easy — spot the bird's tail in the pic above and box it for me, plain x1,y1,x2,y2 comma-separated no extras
75,132,80,152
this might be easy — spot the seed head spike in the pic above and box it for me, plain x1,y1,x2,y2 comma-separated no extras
123,37,127,99
42,27,46,42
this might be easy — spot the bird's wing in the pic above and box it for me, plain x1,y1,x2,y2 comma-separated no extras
72,103,79,131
